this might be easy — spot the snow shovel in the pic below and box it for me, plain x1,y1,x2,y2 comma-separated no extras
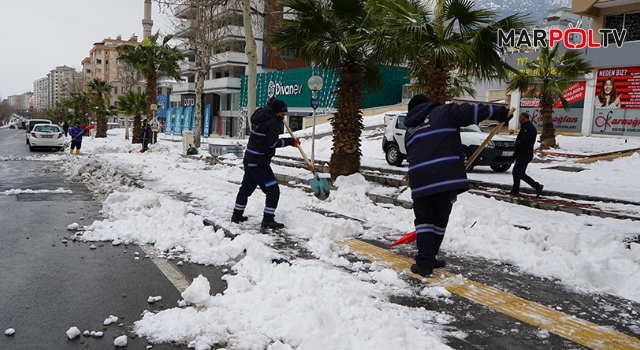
465,107,516,172
282,119,330,200
388,107,516,248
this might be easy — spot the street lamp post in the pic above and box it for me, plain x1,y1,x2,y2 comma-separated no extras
307,75,323,166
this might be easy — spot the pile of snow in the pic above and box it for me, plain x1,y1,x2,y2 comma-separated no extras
49,117,640,349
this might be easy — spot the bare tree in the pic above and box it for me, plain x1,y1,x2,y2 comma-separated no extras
241,0,258,124
158,0,268,141
158,0,239,146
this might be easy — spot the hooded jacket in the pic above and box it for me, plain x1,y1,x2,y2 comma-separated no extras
69,125,84,142
404,101,509,199
244,105,294,166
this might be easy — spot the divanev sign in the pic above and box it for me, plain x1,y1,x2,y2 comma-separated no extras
268,81,304,96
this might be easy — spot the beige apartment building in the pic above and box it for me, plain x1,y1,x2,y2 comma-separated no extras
81,35,146,128
81,35,140,84
47,66,83,110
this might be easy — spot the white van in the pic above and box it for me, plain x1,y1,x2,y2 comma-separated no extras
381,114,516,172
26,119,52,145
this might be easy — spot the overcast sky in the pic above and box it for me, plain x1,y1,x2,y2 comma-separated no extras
0,0,172,99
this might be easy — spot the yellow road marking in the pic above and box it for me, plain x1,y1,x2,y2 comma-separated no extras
337,239,640,350
140,244,191,293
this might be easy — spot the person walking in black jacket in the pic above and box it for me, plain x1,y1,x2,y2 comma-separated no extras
404,94,510,277
62,121,69,137
231,99,300,229
509,112,543,196
140,119,152,152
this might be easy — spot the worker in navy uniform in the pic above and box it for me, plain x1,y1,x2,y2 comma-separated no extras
232,99,300,229
404,94,511,276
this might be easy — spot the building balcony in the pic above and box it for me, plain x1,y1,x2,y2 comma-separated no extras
210,51,248,66
172,81,196,94
203,77,241,93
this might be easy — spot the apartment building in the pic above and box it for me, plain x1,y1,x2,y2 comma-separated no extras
81,35,147,128
169,0,306,138
81,35,140,84
33,78,49,111
46,66,83,110
538,7,593,44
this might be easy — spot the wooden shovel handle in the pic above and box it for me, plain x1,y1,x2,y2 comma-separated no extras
465,107,516,172
282,119,318,174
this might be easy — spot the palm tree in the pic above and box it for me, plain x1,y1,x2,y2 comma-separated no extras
86,78,113,138
507,45,593,148
369,0,531,103
269,0,386,180
116,91,147,143
61,92,92,126
117,32,183,129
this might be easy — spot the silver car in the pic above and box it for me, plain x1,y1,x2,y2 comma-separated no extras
28,124,65,152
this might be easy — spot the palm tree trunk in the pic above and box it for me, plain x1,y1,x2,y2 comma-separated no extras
422,58,451,104
329,55,364,180
146,73,157,144
95,114,107,138
132,115,142,144
539,94,557,149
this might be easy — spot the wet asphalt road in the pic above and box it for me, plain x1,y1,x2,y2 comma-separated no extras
0,128,227,349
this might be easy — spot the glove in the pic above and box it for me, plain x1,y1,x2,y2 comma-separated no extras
293,139,301,147
501,107,515,123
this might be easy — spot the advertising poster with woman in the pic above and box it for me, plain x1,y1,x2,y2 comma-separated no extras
519,81,586,133
593,66,640,136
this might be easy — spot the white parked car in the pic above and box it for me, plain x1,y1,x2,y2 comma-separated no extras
28,124,65,152
381,113,516,172
25,119,52,144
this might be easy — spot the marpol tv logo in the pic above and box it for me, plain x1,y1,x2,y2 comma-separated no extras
498,22,627,49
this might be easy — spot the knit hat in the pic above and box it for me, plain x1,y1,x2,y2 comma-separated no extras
271,99,288,113
408,94,429,112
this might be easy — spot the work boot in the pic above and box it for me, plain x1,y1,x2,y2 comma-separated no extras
261,214,284,229
69,148,73,155
231,210,248,223
410,264,433,277
434,259,446,268
536,184,544,197
75,149,80,155
261,220,285,229
261,213,284,229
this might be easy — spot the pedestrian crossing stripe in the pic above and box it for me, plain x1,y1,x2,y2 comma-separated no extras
336,238,640,350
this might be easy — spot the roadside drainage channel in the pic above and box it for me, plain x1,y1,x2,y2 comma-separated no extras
192,154,640,223
274,154,640,207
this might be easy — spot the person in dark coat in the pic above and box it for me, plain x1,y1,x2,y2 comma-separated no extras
509,112,543,196
68,122,84,155
140,119,152,152
232,99,300,229
62,121,69,137
404,94,510,277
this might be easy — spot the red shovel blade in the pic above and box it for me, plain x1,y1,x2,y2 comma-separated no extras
388,231,416,247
